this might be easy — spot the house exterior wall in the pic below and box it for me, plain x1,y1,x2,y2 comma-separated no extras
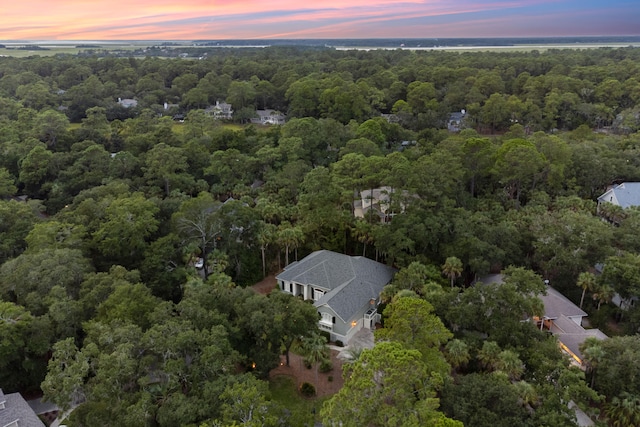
597,189,619,210
277,279,328,301
317,305,343,341
316,302,378,343
567,315,583,326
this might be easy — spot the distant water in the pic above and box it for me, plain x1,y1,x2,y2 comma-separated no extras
2,36,639,50
190,36,640,48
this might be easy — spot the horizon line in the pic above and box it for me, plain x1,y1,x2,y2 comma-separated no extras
2,35,640,42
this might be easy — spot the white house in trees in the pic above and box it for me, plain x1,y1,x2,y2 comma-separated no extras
252,109,286,125
276,250,395,343
204,100,233,120
597,182,640,209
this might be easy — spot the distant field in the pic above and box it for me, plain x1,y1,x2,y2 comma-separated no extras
0,47,82,57
0,43,143,57
0,41,177,57
1,39,639,57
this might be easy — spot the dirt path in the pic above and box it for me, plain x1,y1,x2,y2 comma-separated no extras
252,274,277,295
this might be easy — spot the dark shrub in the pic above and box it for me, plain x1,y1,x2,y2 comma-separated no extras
319,359,333,373
300,382,316,397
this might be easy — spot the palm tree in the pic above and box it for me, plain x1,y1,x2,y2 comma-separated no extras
580,337,605,388
609,204,627,224
576,272,597,309
256,197,286,225
514,380,539,413
442,256,463,288
351,219,374,257
477,341,501,372
606,392,640,427
277,221,304,267
592,282,615,310
301,333,329,388
444,339,470,372
344,345,364,362
341,346,365,378
256,222,276,278
496,349,524,381
599,201,627,224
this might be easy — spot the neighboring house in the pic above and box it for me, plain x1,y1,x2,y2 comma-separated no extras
549,314,608,367
594,263,638,311
276,250,396,343
476,275,608,368
611,293,637,311
353,186,407,223
448,109,466,132
117,97,138,108
204,100,233,120
163,102,180,111
597,182,640,210
0,388,46,427
536,287,608,367
537,286,588,327
252,109,286,125
380,113,399,124
400,140,416,148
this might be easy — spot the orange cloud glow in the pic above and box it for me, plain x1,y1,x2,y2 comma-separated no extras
1,0,637,40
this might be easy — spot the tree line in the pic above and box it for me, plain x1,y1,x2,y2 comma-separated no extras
1,46,640,426
1,46,640,130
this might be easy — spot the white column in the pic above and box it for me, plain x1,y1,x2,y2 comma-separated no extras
303,285,309,300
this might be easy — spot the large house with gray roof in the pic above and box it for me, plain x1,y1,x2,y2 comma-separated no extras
477,274,607,368
0,388,45,427
276,250,396,343
538,286,588,327
538,286,608,367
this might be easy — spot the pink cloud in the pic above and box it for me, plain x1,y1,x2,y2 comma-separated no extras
0,0,635,40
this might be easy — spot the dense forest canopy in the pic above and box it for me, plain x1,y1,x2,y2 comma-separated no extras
1,45,640,426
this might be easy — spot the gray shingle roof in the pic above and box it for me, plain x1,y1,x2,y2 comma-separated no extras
598,182,640,208
540,287,587,320
475,276,587,321
277,251,358,291
277,250,395,321
550,315,607,361
0,389,46,427
316,276,385,322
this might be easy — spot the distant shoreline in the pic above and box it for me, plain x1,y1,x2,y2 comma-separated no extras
1,37,639,57
1,36,640,47
334,43,640,51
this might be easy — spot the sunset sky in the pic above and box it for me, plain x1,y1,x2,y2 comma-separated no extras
1,0,639,40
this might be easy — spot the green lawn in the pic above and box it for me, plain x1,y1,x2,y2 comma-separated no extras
270,375,327,426
0,47,81,57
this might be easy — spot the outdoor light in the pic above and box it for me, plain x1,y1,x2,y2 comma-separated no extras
351,320,357,327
